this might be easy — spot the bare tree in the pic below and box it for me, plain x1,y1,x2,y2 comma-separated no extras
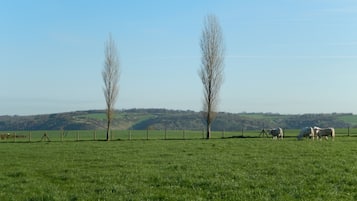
102,33,120,141
199,15,225,139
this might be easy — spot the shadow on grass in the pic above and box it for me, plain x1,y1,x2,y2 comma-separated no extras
225,135,260,139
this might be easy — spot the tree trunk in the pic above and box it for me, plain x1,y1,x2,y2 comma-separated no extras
106,119,111,141
206,122,211,139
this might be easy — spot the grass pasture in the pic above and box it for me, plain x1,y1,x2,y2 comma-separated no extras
0,130,357,200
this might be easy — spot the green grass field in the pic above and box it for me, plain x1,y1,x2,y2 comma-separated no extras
1,130,357,200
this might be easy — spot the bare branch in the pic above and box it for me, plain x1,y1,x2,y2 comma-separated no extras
102,33,120,141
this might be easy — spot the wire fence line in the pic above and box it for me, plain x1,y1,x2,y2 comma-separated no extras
0,128,356,143
0,129,222,142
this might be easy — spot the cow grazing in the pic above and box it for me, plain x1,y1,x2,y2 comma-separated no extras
297,127,316,140
269,128,284,139
315,127,335,140
0,133,26,140
0,133,10,140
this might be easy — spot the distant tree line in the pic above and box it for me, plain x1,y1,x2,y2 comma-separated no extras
0,109,352,131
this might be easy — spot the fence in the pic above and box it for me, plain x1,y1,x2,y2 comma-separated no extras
0,129,246,142
0,128,356,142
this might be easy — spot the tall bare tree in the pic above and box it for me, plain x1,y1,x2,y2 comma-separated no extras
102,33,120,141
199,15,225,139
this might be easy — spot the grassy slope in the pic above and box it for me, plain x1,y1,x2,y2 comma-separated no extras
337,115,357,127
1,134,357,201
75,111,156,130
75,110,357,130
2,109,357,131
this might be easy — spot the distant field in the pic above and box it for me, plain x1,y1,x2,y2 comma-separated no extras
239,113,290,120
77,112,154,121
0,131,357,200
2,109,357,131
77,113,107,120
337,115,357,126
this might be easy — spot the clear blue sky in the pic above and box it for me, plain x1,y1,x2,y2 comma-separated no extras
1,0,357,115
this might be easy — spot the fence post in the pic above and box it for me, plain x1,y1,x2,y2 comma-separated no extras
222,129,225,138
129,129,132,140
202,129,205,139
93,130,97,141
29,131,31,142
241,128,244,137
183,130,185,139
76,131,79,141
164,128,167,140
14,132,16,142
146,128,149,140
348,127,350,136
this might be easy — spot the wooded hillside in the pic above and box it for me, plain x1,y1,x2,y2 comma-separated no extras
0,109,355,131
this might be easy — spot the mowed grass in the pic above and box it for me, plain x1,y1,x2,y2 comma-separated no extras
0,133,357,200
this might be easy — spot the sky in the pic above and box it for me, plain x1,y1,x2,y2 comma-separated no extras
1,0,357,115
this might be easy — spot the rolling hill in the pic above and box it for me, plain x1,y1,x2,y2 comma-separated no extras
0,109,356,131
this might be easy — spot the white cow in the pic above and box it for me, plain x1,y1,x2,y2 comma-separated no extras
297,127,316,140
269,128,284,139
314,127,335,140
